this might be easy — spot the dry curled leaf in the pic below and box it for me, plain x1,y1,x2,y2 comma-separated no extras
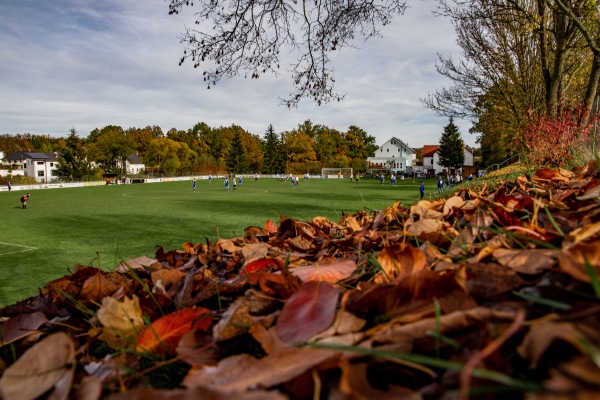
276,281,340,345
0,311,48,345
375,243,426,283
0,332,75,400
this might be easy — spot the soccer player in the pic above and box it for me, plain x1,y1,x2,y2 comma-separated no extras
20,193,30,209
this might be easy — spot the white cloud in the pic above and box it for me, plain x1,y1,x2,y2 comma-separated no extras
0,0,476,147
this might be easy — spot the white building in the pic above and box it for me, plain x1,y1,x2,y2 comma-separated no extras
423,145,474,175
367,137,416,175
123,153,146,174
6,151,59,182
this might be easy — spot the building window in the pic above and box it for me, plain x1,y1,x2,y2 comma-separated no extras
50,162,54,167
387,149,389,152
37,171,45,177
37,161,44,165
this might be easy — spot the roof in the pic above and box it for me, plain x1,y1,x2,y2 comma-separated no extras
127,153,143,164
383,137,415,153
6,151,58,162
423,145,440,158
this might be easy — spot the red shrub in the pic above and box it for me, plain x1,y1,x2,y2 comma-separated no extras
519,106,597,167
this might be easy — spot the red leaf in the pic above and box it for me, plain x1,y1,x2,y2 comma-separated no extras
265,218,278,234
244,257,283,273
276,281,340,345
137,307,212,356
291,258,357,283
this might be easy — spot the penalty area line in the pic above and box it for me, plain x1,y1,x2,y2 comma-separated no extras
0,241,38,256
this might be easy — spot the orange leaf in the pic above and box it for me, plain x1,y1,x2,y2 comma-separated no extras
375,243,427,283
151,269,186,287
137,307,212,356
265,218,278,234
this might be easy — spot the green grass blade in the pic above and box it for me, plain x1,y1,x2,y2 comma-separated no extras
304,342,541,391
512,291,571,310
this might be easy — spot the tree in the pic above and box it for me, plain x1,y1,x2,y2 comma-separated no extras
55,128,92,181
315,128,343,166
283,130,317,164
262,124,280,174
226,131,249,173
240,130,263,173
343,125,378,160
425,0,598,163
437,118,464,172
167,0,408,107
127,126,163,159
86,126,134,174
147,137,188,174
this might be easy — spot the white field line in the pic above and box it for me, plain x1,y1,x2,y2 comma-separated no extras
0,241,38,256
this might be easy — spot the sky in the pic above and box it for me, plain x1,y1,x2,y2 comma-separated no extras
0,0,477,149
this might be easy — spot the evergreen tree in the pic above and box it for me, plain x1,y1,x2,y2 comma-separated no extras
55,128,92,180
226,131,249,173
437,117,465,172
262,124,279,174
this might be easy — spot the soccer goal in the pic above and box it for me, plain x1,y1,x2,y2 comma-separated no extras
321,167,353,179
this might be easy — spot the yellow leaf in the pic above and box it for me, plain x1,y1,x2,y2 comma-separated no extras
95,296,145,349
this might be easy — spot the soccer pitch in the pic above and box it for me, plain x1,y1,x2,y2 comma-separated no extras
0,176,437,307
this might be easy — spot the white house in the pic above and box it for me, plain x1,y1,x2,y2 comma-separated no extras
124,153,145,175
367,137,416,174
423,145,474,175
6,151,59,182
99,153,146,175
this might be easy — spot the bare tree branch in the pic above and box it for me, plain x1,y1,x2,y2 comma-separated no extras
168,0,407,107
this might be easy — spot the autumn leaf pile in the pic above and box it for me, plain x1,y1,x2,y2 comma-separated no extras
1,161,600,400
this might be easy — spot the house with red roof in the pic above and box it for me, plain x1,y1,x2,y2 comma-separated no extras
422,145,474,175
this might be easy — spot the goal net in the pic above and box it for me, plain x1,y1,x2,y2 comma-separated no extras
321,167,353,179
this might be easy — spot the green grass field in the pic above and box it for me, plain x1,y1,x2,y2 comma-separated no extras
0,176,438,307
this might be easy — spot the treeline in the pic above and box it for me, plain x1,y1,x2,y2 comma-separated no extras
1,120,378,179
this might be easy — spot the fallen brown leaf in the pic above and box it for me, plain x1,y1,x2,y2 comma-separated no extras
0,332,75,400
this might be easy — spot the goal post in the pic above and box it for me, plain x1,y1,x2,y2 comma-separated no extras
321,167,353,179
